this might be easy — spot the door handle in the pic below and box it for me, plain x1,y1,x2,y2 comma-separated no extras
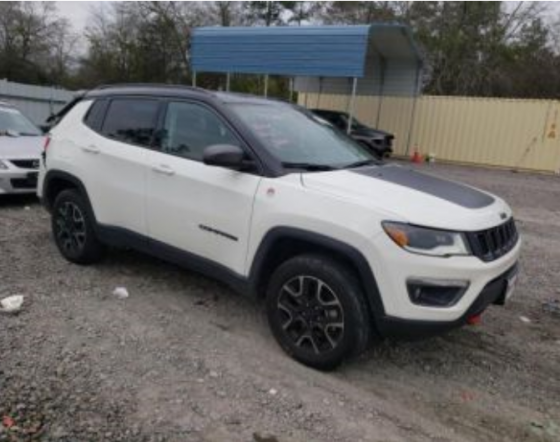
152,164,175,176
82,145,100,154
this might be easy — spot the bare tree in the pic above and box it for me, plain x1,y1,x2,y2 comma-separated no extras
0,1,77,84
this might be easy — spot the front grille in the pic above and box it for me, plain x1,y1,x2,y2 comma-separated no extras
10,159,40,169
467,218,518,262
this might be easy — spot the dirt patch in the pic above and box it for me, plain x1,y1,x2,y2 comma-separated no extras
1,164,559,441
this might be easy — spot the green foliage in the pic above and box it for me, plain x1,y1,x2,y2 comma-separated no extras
319,1,560,98
243,1,288,26
0,1,76,86
2,1,560,99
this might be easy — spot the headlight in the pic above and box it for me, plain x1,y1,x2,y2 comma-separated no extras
0,160,8,170
382,222,470,257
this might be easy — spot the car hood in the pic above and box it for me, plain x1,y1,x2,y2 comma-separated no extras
301,164,511,231
0,136,44,159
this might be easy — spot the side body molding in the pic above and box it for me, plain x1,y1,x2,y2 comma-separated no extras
41,174,387,330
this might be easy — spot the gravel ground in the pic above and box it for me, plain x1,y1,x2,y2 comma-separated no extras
1,163,559,442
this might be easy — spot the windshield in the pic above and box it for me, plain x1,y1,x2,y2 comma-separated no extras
0,107,42,136
230,104,378,170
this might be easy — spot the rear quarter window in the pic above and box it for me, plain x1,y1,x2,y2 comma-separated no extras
83,99,108,131
100,98,160,147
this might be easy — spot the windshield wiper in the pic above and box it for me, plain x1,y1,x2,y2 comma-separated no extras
282,162,338,171
343,159,379,169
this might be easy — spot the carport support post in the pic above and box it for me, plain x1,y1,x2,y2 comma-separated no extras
289,77,294,103
317,77,324,108
376,57,386,128
226,72,231,92
264,74,269,98
347,77,358,135
405,62,423,157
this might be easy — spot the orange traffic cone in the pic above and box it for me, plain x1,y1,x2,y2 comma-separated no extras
411,146,422,164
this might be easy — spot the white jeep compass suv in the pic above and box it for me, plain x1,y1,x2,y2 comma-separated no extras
38,85,521,370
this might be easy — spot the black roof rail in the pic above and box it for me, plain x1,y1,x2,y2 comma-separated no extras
92,83,211,94
215,91,293,105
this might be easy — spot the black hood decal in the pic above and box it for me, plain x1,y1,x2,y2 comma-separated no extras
353,165,495,209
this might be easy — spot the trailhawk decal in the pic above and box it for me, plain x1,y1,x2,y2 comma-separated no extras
353,165,495,209
199,224,239,242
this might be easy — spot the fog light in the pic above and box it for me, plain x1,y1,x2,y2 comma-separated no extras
407,279,469,307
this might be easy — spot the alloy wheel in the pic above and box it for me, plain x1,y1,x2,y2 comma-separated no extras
276,276,345,355
55,201,87,255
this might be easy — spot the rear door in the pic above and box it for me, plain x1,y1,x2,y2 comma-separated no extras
78,97,161,235
146,100,261,275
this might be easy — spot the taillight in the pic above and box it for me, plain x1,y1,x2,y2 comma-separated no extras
43,136,51,152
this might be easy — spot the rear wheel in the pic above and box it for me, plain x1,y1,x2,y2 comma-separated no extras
52,189,104,264
266,254,372,370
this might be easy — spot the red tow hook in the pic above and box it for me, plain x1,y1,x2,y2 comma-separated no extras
467,314,482,325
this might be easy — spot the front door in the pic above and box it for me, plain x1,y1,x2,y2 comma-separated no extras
146,100,261,276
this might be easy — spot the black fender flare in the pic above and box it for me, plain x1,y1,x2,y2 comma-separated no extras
43,170,98,224
248,227,386,322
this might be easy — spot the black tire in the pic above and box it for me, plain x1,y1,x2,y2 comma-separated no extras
266,254,372,370
51,189,105,265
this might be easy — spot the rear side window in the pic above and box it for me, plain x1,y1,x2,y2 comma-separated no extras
101,99,159,147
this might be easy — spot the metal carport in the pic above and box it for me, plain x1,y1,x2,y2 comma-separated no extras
190,24,422,135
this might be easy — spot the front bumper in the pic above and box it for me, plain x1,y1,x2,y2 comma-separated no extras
376,263,518,339
367,230,521,329
0,169,39,195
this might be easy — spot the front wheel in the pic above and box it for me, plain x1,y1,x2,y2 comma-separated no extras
266,254,372,370
52,189,105,265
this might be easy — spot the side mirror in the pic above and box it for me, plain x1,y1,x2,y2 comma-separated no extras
203,144,249,170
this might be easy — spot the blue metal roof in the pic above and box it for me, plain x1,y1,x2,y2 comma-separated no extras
191,24,421,78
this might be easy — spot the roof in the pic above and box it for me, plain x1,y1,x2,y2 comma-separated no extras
84,84,290,107
191,24,421,78
86,84,210,99
213,91,290,106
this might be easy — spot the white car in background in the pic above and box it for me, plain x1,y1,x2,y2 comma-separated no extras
0,101,45,195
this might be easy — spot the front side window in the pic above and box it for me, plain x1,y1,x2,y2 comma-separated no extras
0,106,41,136
101,99,159,147
230,103,377,170
160,101,240,161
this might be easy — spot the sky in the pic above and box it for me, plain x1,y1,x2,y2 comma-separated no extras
55,1,560,34
56,1,100,33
